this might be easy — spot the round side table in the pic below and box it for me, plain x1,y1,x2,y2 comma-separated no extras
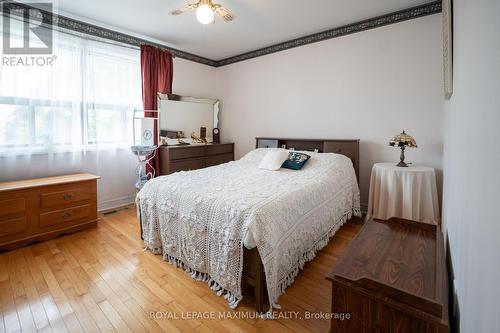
365,163,440,224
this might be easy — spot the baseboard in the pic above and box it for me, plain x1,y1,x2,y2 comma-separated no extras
360,203,368,215
98,194,136,212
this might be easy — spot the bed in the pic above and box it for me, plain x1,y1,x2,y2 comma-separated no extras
136,138,361,315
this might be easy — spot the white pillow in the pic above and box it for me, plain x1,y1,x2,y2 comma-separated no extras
258,150,289,171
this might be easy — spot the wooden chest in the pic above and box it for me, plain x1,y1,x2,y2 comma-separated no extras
326,218,449,333
0,173,99,250
159,143,234,175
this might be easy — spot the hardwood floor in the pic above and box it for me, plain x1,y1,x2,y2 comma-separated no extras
0,206,362,333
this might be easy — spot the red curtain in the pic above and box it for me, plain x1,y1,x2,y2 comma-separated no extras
140,45,173,177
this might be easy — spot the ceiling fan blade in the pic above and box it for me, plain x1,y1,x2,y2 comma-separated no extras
170,2,199,15
214,6,235,22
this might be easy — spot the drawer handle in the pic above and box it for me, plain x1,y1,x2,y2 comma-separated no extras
62,193,74,200
62,212,73,219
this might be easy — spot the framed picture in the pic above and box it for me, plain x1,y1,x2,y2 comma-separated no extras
443,0,453,99
133,110,158,146
140,118,155,146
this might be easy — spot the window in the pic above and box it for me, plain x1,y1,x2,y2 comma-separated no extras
0,18,142,154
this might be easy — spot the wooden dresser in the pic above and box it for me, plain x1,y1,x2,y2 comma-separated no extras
0,173,99,250
159,143,234,175
326,218,449,333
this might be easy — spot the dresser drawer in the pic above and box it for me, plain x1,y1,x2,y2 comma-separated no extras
169,159,206,173
0,216,28,237
0,198,26,216
206,144,233,156
40,185,91,208
39,204,91,228
0,173,99,250
206,153,233,167
159,143,235,175
169,146,206,160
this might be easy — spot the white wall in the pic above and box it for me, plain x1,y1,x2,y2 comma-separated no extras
215,14,444,207
173,58,217,99
442,1,500,332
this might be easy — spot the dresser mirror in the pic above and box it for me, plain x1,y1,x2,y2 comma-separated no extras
158,93,219,144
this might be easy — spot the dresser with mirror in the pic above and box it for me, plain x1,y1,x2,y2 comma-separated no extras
157,93,234,175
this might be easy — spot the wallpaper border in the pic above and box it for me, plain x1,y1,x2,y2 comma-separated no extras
1,1,218,66
1,1,442,67
216,1,442,67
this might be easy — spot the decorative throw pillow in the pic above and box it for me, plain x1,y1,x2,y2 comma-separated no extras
258,150,290,171
281,152,311,170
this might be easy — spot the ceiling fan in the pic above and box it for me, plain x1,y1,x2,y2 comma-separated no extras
170,0,235,25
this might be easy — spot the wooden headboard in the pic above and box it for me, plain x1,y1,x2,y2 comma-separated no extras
255,137,360,181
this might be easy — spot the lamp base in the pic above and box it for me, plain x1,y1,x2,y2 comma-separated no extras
396,146,409,167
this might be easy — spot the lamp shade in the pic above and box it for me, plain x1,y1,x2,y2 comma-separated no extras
389,131,417,148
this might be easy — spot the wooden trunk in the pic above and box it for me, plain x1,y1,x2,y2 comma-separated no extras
0,173,99,250
326,218,450,333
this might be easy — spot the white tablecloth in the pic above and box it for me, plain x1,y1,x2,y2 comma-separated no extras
365,163,440,224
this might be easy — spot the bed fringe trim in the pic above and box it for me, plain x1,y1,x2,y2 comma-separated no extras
264,207,362,319
143,207,361,316
146,247,243,309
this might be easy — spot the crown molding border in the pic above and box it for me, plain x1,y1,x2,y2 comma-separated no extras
2,1,441,68
1,1,218,66
215,1,442,67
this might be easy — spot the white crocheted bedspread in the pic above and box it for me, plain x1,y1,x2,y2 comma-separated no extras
136,148,360,310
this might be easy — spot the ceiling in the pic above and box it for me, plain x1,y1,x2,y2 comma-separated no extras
48,0,434,61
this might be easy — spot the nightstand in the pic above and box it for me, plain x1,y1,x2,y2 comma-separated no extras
365,163,440,224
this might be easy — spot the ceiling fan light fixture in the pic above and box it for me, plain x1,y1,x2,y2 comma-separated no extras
196,4,214,24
